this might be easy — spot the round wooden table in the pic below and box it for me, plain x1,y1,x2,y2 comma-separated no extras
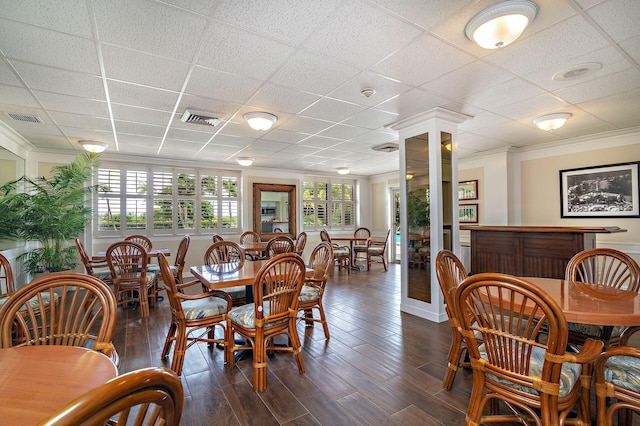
0,346,118,425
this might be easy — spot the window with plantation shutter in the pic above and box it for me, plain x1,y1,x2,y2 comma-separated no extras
95,163,240,237
303,179,354,231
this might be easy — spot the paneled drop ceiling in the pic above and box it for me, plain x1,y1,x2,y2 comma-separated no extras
0,0,639,176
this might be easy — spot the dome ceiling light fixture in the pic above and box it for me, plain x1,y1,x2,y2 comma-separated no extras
236,157,254,167
243,112,277,131
78,140,108,153
337,167,350,175
464,0,538,49
532,113,572,131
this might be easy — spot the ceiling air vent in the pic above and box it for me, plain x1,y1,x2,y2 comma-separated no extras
180,109,221,127
371,142,399,153
7,113,42,123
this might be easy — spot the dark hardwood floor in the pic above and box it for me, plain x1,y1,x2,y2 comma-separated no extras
112,262,474,425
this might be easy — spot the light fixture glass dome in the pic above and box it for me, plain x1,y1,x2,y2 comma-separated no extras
236,157,254,167
465,0,538,49
243,112,277,131
337,167,350,175
78,140,108,153
532,113,572,131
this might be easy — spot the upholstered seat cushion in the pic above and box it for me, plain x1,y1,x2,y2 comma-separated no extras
145,264,177,274
604,355,640,392
0,292,60,310
479,344,581,397
92,267,112,282
299,285,320,303
368,246,384,255
222,285,246,300
181,296,228,320
333,247,349,257
228,303,288,329
567,322,625,339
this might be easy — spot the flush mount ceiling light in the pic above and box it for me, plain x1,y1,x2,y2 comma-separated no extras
337,167,350,175
236,157,254,167
243,112,277,131
465,0,538,49
78,140,108,153
532,113,572,131
552,63,602,82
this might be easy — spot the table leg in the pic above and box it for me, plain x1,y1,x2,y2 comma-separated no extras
350,241,362,271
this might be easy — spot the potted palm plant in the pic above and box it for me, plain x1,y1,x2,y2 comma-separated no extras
0,152,100,274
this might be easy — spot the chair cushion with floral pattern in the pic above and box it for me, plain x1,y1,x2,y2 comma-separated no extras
333,247,349,257
181,296,228,320
228,302,289,329
604,355,640,392
479,343,582,397
567,322,625,338
299,285,320,303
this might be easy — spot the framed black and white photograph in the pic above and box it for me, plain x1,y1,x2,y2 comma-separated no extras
459,204,478,223
560,161,640,218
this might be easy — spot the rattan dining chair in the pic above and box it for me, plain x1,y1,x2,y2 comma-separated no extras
107,241,158,318
227,252,307,391
455,273,603,426
204,241,247,306
0,272,119,366
294,231,307,256
298,242,333,339
352,227,371,265
124,234,153,251
158,253,232,376
0,253,16,305
265,235,295,259
594,341,640,426
564,247,640,348
212,233,224,243
319,229,350,275
435,249,470,391
75,238,112,286
240,230,261,260
366,229,390,271
41,367,183,426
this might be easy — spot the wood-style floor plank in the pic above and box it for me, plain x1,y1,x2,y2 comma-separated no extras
115,262,472,425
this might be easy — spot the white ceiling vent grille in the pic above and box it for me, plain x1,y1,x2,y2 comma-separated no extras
180,109,221,127
371,142,399,153
7,112,42,123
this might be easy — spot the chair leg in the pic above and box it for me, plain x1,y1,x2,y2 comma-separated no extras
253,331,267,391
162,321,177,359
381,255,387,271
443,330,463,390
317,303,330,339
289,320,305,373
171,325,188,376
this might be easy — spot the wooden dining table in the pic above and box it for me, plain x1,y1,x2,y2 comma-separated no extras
239,242,267,259
0,345,118,425
331,237,369,270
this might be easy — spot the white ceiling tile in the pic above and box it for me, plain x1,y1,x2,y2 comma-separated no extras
342,109,398,130
554,68,640,104
317,123,371,140
11,62,105,99
300,98,366,123
0,19,99,74
177,95,241,118
421,61,515,100
578,88,640,126
303,1,421,69
93,0,208,61
0,85,40,108
0,61,21,86
369,0,469,31
19,135,73,150
211,0,342,46
349,130,398,146
270,50,359,95
156,147,199,160
49,111,112,132
248,84,320,115
114,121,165,138
201,143,243,155
117,133,162,147
328,71,412,107
197,23,294,80
0,0,93,37
462,79,546,111
35,91,110,117
276,116,333,134
59,127,114,143
101,45,191,91
186,66,263,104
279,144,319,156
206,135,251,149
586,0,640,42
458,111,511,133
245,140,291,153
257,129,306,144
372,34,475,86
107,81,179,111
377,88,453,117
619,34,640,64
1,121,61,136
111,105,172,126
493,94,569,121
297,135,341,149
166,127,213,143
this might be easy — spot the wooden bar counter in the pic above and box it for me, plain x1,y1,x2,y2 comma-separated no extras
461,225,626,279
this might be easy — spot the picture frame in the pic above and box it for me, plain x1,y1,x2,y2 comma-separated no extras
459,203,478,223
560,161,640,218
458,180,478,200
